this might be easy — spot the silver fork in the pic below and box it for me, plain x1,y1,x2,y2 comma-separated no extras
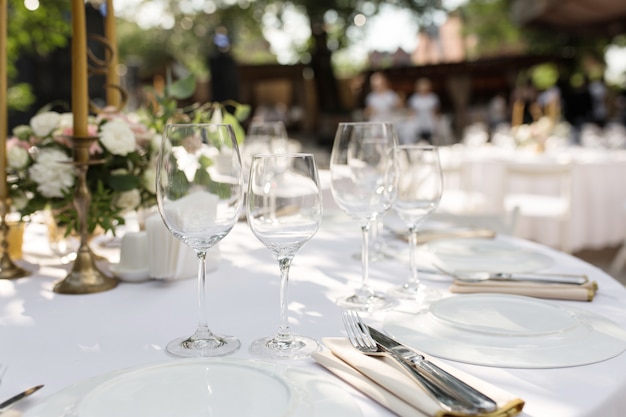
342,310,494,414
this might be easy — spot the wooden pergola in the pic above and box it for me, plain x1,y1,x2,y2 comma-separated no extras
511,0,626,36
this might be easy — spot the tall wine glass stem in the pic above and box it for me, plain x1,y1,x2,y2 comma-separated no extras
357,222,374,299
276,256,293,342
195,251,213,339
408,226,420,287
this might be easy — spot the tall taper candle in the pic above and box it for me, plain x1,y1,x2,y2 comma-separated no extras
71,0,89,138
0,0,8,199
104,0,120,107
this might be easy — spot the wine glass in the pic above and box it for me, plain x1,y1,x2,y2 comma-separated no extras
390,144,443,301
330,122,399,311
156,123,244,358
247,120,289,154
247,153,322,359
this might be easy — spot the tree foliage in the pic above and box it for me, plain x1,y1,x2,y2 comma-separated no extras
6,0,72,110
459,0,614,83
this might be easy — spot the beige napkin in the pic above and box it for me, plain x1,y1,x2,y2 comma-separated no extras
393,228,497,244
449,279,598,301
313,338,524,417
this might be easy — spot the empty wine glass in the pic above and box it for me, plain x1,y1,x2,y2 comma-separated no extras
247,153,322,359
247,120,289,154
390,145,443,301
156,123,244,358
330,122,399,312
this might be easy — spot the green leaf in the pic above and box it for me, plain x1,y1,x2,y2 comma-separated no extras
199,154,214,170
169,74,197,100
170,170,191,200
108,174,141,192
233,104,251,122
222,113,246,144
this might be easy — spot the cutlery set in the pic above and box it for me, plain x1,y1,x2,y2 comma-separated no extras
433,263,589,285
342,310,497,415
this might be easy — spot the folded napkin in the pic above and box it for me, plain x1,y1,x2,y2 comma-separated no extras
313,338,524,417
449,279,598,302
393,228,497,244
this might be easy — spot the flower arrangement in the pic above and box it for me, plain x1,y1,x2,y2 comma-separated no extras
7,108,157,235
6,74,250,235
511,116,570,152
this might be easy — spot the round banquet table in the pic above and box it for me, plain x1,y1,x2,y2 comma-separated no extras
1,210,626,417
438,145,626,253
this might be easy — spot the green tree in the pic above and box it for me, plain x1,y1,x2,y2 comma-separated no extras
117,0,443,113
460,0,614,84
6,0,72,111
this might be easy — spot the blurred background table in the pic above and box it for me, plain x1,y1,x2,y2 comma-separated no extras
438,145,626,253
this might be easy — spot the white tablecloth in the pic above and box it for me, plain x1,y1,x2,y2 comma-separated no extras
1,212,626,416
439,145,626,252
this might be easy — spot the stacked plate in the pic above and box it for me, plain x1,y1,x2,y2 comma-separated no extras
24,359,362,417
384,294,626,368
426,238,554,274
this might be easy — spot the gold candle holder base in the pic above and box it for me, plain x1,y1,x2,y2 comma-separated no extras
0,253,29,280
53,245,117,294
52,135,118,294
0,199,29,280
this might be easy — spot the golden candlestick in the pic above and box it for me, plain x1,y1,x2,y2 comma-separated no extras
0,0,29,280
71,0,89,137
104,0,120,108
53,136,117,294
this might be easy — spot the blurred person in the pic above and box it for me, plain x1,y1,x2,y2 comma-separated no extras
406,77,440,144
537,84,561,124
589,76,609,128
511,79,539,126
208,27,239,103
487,91,508,134
364,72,402,122
564,74,592,145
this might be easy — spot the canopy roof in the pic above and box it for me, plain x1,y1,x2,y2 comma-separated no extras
511,0,626,36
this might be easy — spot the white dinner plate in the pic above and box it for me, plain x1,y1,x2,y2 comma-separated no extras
384,294,626,368
426,238,554,274
23,359,362,417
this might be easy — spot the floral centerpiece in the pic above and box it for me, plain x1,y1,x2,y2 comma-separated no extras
511,116,571,152
6,74,250,235
7,108,157,235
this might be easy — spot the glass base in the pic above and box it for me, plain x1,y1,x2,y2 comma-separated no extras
166,333,240,358
249,334,320,360
337,292,398,312
388,283,441,303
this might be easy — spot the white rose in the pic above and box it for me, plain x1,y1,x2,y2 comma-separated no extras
30,112,61,137
150,133,170,154
10,191,28,211
7,146,30,169
114,189,141,213
58,113,74,130
142,166,157,194
28,148,75,198
99,119,136,156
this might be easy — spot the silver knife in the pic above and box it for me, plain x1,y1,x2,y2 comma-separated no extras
432,263,589,285
364,325,498,414
0,385,44,412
